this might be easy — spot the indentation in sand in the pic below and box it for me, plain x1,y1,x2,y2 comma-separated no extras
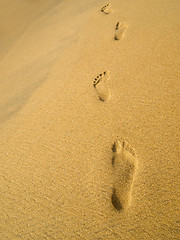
112,139,138,210
114,22,128,40
115,22,120,30
93,71,111,101
101,3,112,14
111,188,122,211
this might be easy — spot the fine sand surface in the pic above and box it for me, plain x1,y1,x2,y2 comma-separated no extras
0,0,179,239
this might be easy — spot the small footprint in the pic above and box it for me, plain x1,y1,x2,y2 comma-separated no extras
111,139,138,211
114,22,128,40
93,71,111,101
101,3,112,14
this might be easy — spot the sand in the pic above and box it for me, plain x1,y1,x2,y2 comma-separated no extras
0,0,179,239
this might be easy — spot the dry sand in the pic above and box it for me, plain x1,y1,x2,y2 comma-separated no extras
0,0,179,239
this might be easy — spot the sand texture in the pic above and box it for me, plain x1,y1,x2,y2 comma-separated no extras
0,0,179,239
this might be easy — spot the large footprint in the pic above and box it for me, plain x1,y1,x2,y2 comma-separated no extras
101,3,112,14
93,71,111,101
114,22,128,40
111,139,138,211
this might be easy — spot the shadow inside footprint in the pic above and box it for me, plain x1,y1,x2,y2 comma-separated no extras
111,188,122,211
112,143,116,153
112,139,124,154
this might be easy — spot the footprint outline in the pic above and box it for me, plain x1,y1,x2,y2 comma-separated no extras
111,139,138,211
93,71,111,101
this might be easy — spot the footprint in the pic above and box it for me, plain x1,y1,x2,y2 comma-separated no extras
101,3,112,14
93,71,111,101
114,22,128,40
111,139,138,211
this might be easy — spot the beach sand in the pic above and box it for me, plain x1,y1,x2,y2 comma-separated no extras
0,0,179,239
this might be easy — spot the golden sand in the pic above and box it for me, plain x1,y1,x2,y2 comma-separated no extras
0,0,179,239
